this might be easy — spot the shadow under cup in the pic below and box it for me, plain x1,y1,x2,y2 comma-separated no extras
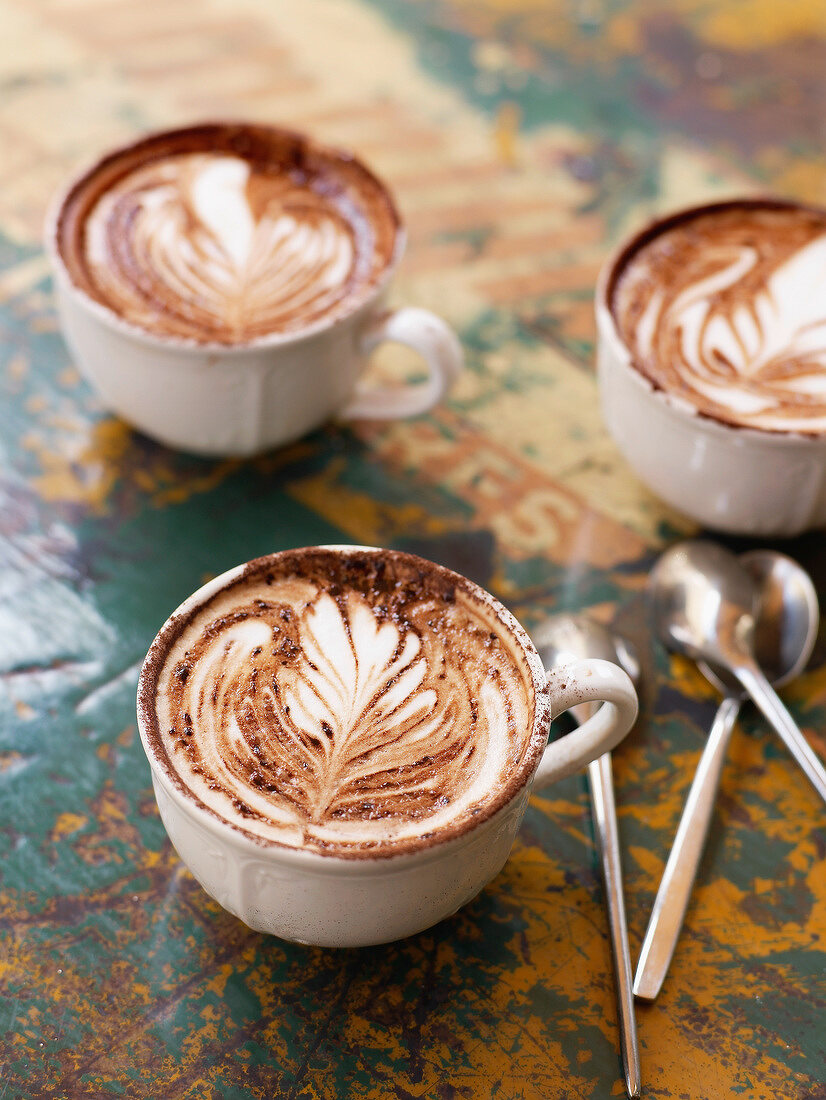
136,546,637,947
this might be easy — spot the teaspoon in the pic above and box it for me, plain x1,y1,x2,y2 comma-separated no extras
634,548,819,1001
532,613,641,1099
644,540,826,803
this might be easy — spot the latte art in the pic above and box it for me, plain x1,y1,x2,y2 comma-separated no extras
55,124,400,343
84,154,357,341
611,202,826,433
143,549,535,855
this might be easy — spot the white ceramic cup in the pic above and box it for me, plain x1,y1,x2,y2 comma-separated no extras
136,546,638,948
45,129,463,457
596,199,826,536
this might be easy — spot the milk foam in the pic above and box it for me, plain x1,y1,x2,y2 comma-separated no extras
150,553,533,854
191,157,255,271
57,125,399,344
82,152,357,342
612,203,826,433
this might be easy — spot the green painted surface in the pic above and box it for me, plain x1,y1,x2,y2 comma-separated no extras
1,0,825,1097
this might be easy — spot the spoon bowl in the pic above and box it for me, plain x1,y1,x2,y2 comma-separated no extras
649,540,758,671
533,614,640,687
646,539,825,801
699,549,818,696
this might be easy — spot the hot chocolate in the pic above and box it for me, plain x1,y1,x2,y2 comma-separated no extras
609,199,826,434
138,547,537,857
55,123,401,343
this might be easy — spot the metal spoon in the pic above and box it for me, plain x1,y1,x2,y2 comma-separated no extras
532,614,641,1099
634,548,819,1001
644,539,826,804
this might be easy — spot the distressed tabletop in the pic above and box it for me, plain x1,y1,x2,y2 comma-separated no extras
1,1,825,1097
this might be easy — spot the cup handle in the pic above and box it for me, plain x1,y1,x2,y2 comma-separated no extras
339,306,463,420
531,659,638,791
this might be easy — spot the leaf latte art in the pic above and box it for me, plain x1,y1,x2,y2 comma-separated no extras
611,202,826,433
146,550,536,855
56,124,400,343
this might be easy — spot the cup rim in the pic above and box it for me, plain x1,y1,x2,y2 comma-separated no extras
136,544,553,865
45,120,407,353
595,195,826,444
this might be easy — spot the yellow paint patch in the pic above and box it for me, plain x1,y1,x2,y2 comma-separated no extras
27,419,130,511
493,100,521,166
668,653,718,701
769,157,826,207
206,963,234,997
149,459,240,507
51,812,87,840
27,412,242,513
289,457,449,547
630,843,666,880
691,0,826,49
609,13,642,52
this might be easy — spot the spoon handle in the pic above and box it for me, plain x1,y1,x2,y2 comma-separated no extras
574,696,640,1097
634,693,741,1002
734,662,826,803
587,752,641,1097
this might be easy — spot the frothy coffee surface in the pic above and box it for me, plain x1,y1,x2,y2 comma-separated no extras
610,201,826,433
141,549,538,856
56,124,400,343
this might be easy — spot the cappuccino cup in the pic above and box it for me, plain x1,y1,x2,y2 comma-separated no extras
46,123,463,456
597,197,826,535
136,546,638,947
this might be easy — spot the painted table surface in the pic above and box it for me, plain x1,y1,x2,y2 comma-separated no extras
1,0,826,1097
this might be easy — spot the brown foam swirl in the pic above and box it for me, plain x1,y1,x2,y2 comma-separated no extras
55,124,400,343
610,201,826,434
145,550,535,855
